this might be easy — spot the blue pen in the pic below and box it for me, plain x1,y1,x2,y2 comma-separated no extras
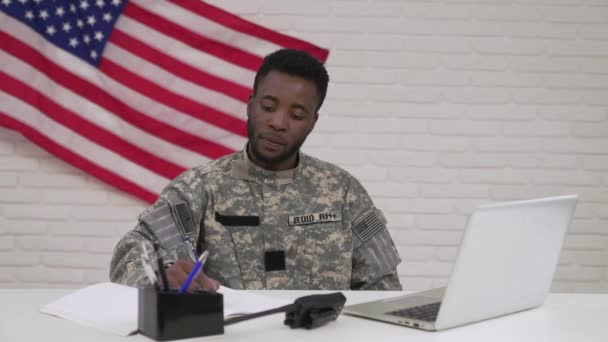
179,250,209,294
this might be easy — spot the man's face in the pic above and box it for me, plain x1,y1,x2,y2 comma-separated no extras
247,70,319,171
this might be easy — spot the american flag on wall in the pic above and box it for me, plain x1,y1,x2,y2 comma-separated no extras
0,0,329,203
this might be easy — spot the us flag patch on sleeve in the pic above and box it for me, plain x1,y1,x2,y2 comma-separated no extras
353,211,385,242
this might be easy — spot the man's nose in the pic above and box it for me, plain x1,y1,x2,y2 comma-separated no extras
269,111,288,130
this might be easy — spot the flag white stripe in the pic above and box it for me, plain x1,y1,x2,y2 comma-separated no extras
115,15,256,89
131,0,283,58
0,90,169,194
1,13,247,152
91,73,247,152
0,49,210,169
104,42,248,121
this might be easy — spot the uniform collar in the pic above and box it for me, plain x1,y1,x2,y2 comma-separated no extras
230,146,299,186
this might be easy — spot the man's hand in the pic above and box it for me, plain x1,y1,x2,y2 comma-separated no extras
165,259,220,292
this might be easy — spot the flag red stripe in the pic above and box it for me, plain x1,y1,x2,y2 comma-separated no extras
0,71,186,180
170,0,329,62
0,112,158,203
109,29,251,103
99,58,248,137
0,31,234,159
123,2,263,72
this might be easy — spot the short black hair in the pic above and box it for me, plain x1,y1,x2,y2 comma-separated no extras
253,49,329,111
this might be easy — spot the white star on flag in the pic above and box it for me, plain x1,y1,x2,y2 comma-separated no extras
46,25,56,36
87,15,96,26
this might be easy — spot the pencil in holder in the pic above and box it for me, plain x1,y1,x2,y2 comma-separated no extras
138,286,224,341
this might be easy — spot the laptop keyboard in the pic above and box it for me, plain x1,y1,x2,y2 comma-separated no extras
386,302,442,322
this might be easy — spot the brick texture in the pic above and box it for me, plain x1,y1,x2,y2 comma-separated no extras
0,0,607,293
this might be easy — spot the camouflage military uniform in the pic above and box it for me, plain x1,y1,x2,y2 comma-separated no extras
110,149,402,290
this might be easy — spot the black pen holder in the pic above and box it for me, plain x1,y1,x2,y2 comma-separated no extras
138,286,224,341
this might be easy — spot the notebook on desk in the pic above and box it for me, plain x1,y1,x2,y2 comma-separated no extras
343,195,578,331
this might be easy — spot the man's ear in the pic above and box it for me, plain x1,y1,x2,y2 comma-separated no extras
310,112,319,133
247,94,253,117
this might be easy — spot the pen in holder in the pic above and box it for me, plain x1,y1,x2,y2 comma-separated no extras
138,286,224,341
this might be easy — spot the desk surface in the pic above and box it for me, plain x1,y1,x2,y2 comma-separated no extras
0,289,606,342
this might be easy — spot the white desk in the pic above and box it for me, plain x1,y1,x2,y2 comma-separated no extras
1,289,606,342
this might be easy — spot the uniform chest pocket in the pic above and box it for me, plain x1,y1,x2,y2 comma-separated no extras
287,211,348,268
300,220,352,289
215,212,261,252
304,220,349,259
215,211,264,288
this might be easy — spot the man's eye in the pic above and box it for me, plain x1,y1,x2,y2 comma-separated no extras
261,104,273,111
291,113,304,120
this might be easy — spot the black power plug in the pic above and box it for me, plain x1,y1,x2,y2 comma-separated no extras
284,292,347,329
224,292,347,330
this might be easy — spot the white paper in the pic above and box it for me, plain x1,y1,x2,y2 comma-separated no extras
40,282,138,336
219,286,290,318
40,282,291,336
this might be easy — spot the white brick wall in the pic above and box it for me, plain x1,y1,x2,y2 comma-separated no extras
1,0,607,293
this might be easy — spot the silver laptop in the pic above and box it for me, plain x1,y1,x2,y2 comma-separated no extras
343,195,578,331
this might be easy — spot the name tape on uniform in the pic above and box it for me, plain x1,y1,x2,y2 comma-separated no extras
288,212,341,226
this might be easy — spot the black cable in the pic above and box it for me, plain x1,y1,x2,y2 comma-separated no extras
224,304,296,325
223,292,347,329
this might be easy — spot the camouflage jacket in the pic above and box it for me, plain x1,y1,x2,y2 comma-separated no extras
110,149,402,290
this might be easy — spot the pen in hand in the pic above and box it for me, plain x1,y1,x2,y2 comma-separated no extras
153,242,169,292
179,250,209,294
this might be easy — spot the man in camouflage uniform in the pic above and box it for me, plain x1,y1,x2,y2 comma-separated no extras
110,49,402,291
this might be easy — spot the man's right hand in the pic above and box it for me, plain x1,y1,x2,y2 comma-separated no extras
165,259,220,292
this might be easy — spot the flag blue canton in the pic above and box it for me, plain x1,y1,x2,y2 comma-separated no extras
1,0,126,66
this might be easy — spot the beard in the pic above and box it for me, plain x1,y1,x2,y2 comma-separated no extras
247,115,307,169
